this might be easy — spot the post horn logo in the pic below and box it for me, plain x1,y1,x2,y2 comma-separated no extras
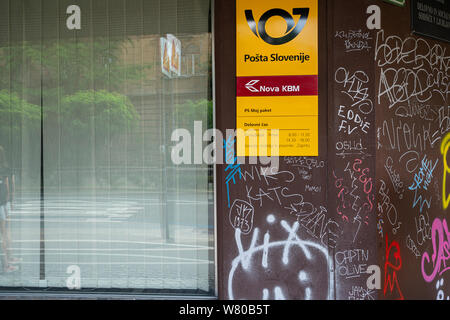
245,8,309,45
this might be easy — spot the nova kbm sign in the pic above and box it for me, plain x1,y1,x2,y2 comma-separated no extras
245,80,301,94
236,0,319,157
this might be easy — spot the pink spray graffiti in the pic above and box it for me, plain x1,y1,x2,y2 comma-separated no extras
421,218,450,283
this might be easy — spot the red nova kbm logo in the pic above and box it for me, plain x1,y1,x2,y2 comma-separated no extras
238,76,318,97
245,8,310,45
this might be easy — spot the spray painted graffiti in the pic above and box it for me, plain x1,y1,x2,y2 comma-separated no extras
415,211,432,246
335,249,369,280
224,136,242,208
406,234,421,258
334,67,374,115
229,199,255,235
384,156,405,199
378,179,402,236
408,155,438,213
348,286,375,300
442,133,450,210
333,158,375,242
435,278,450,300
374,29,450,109
335,139,371,159
334,29,372,53
296,206,341,249
408,155,438,192
222,20,449,300
373,27,449,300
228,216,333,300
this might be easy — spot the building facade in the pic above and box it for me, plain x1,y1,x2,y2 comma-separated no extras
0,0,448,300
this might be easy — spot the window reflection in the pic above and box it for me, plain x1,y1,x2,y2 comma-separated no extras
0,0,214,294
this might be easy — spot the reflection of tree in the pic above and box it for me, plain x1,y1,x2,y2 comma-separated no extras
176,99,213,129
0,90,41,171
60,90,139,138
0,38,147,186
0,90,41,130
45,90,139,171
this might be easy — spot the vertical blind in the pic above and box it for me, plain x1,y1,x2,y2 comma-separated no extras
0,0,214,294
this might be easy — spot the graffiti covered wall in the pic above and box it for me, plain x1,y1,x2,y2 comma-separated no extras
329,0,378,301
215,0,449,300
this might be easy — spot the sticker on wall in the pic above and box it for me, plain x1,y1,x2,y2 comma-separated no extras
236,0,319,157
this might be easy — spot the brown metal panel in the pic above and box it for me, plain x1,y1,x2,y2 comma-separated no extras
214,0,236,299
215,0,332,300
327,0,379,301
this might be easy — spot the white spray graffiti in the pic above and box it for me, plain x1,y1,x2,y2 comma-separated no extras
228,218,334,300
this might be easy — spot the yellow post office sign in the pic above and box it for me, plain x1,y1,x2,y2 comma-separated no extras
236,0,318,156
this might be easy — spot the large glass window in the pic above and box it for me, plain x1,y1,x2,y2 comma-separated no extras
0,0,214,295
